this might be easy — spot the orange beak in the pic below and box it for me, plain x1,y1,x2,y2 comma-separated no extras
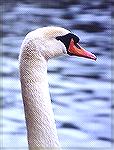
68,38,97,60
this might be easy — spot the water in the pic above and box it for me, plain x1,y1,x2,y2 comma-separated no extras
1,0,112,149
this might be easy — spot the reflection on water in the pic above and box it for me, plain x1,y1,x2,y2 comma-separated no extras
1,0,112,149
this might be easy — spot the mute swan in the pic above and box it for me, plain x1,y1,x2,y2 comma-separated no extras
19,26,96,149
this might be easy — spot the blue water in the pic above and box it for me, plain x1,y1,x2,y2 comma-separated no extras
1,0,112,149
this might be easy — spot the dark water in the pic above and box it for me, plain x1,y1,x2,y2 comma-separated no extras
1,0,112,149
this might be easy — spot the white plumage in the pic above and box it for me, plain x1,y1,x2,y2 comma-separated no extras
19,26,96,150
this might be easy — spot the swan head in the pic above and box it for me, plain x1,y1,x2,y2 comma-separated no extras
26,26,97,60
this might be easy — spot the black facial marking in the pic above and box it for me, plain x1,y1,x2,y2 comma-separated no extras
56,33,80,50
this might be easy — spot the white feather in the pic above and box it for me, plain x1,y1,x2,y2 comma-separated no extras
19,26,70,149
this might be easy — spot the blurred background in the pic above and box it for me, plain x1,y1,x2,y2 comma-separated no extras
1,0,112,149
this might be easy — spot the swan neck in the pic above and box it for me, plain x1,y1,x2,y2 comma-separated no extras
19,55,60,149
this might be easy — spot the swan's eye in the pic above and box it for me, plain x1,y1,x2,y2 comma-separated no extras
56,34,70,49
73,35,80,44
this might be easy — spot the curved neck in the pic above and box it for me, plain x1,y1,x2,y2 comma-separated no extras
19,53,60,149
